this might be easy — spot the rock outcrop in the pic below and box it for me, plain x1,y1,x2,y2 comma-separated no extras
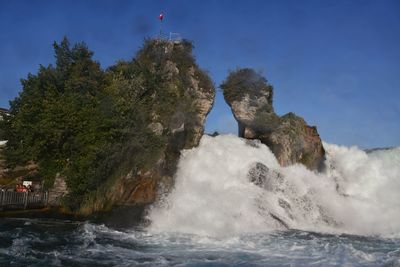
247,162,339,229
221,68,325,170
80,39,215,215
248,162,284,191
48,174,68,206
0,39,214,219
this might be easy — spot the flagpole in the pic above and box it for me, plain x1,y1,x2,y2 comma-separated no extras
160,19,162,38
159,12,164,39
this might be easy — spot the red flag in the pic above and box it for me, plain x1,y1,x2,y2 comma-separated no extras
159,12,164,21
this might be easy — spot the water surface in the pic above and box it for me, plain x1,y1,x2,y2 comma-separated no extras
1,218,399,266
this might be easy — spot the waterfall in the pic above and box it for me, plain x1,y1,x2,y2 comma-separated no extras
148,135,400,237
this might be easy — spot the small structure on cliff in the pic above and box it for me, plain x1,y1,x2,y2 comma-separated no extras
221,68,325,170
169,32,182,43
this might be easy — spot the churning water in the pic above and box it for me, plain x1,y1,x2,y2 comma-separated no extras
1,218,400,266
150,135,400,237
1,135,400,266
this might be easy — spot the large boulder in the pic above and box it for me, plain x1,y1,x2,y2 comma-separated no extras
221,68,325,170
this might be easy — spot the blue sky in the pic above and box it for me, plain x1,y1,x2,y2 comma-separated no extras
0,0,399,148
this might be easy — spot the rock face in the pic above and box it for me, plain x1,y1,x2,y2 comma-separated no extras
80,39,215,215
0,39,214,217
247,162,339,229
114,41,214,207
248,162,284,191
221,68,325,170
48,174,69,206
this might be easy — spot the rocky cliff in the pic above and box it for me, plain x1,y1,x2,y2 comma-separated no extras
1,38,214,218
79,39,215,215
221,68,325,170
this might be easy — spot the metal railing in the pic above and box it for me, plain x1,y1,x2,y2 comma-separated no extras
169,32,182,43
154,32,182,43
0,190,48,210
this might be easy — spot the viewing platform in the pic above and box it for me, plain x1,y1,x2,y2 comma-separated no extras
0,190,48,211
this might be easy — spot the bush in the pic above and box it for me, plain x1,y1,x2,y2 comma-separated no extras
220,68,273,105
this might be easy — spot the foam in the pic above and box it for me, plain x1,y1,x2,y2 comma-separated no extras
148,135,400,237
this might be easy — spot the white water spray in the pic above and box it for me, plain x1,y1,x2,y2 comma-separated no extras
148,135,400,237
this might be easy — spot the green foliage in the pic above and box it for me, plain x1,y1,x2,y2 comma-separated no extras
1,37,213,211
3,38,114,202
252,110,281,133
0,120,5,140
220,68,273,106
2,37,156,209
299,152,313,167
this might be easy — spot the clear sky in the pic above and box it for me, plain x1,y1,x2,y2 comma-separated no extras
1,0,399,148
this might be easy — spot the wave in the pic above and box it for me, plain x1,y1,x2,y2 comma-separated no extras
148,135,400,237
3,219,398,266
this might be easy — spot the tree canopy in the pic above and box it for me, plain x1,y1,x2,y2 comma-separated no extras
2,37,165,209
220,68,273,105
1,37,212,211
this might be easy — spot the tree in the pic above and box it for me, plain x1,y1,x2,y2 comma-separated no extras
1,37,212,211
3,38,114,205
220,68,273,106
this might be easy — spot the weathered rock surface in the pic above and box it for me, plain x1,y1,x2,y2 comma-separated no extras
222,68,325,170
80,40,215,215
247,162,340,229
48,174,68,206
248,162,284,191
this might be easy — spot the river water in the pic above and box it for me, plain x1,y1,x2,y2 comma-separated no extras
1,135,400,266
1,218,399,266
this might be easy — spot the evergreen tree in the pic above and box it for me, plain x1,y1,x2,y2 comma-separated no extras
1,38,208,211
